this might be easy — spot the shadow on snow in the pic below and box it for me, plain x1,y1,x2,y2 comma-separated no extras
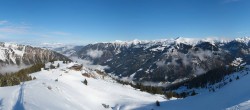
13,83,25,110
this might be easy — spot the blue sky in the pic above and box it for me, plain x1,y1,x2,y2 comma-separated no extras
0,0,250,45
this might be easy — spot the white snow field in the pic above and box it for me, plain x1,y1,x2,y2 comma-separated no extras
136,68,250,110
2,61,250,110
0,61,165,110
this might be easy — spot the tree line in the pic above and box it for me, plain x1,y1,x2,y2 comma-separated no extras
115,65,241,99
0,63,45,87
115,79,190,99
165,66,237,91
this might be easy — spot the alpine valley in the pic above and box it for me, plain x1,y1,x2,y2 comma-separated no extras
1,37,250,110
57,37,250,85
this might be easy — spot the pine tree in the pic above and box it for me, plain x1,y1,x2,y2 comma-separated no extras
165,91,173,99
83,79,88,85
212,88,215,92
191,90,197,96
180,92,187,98
50,64,55,69
236,76,239,80
156,100,160,106
57,63,60,68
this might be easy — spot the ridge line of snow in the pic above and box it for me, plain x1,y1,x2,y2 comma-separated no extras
90,37,248,46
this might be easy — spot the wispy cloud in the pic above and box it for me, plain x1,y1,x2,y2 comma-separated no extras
0,34,6,38
0,20,72,39
0,20,31,35
0,20,77,46
0,26,30,34
0,20,8,25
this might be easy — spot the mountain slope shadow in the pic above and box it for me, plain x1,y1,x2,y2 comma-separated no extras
0,99,3,109
13,83,25,110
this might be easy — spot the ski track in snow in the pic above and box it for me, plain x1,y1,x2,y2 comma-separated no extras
0,99,3,109
2,61,250,110
13,83,25,110
0,61,165,110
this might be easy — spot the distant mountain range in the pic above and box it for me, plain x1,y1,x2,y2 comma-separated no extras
53,37,250,84
1,37,250,109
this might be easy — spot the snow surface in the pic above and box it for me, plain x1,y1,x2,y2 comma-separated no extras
2,60,250,110
109,37,223,48
231,57,244,67
174,37,199,45
0,42,26,64
104,37,245,49
235,37,250,45
150,46,165,51
0,61,165,110
135,67,250,110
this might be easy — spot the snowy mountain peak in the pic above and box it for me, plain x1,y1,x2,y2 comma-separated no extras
109,37,226,47
234,37,250,44
3,42,20,48
0,42,26,63
174,37,199,45
111,39,150,47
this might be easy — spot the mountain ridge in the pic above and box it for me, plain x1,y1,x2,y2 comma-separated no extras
0,42,70,74
54,37,249,84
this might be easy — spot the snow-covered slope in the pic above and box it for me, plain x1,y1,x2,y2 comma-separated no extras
2,62,250,110
0,61,164,110
0,42,26,64
135,66,250,110
0,42,70,74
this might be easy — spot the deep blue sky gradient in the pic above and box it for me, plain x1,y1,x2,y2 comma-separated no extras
0,0,250,45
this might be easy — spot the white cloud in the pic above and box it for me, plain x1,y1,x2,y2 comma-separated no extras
0,26,30,34
0,20,82,46
0,34,6,38
87,49,104,59
156,60,165,67
70,57,109,70
179,53,190,66
38,42,65,49
191,49,213,61
0,65,30,74
0,20,31,35
195,67,206,75
0,20,8,25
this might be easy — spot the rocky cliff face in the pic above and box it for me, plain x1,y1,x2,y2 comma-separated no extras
58,37,250,83
0,42,70,70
